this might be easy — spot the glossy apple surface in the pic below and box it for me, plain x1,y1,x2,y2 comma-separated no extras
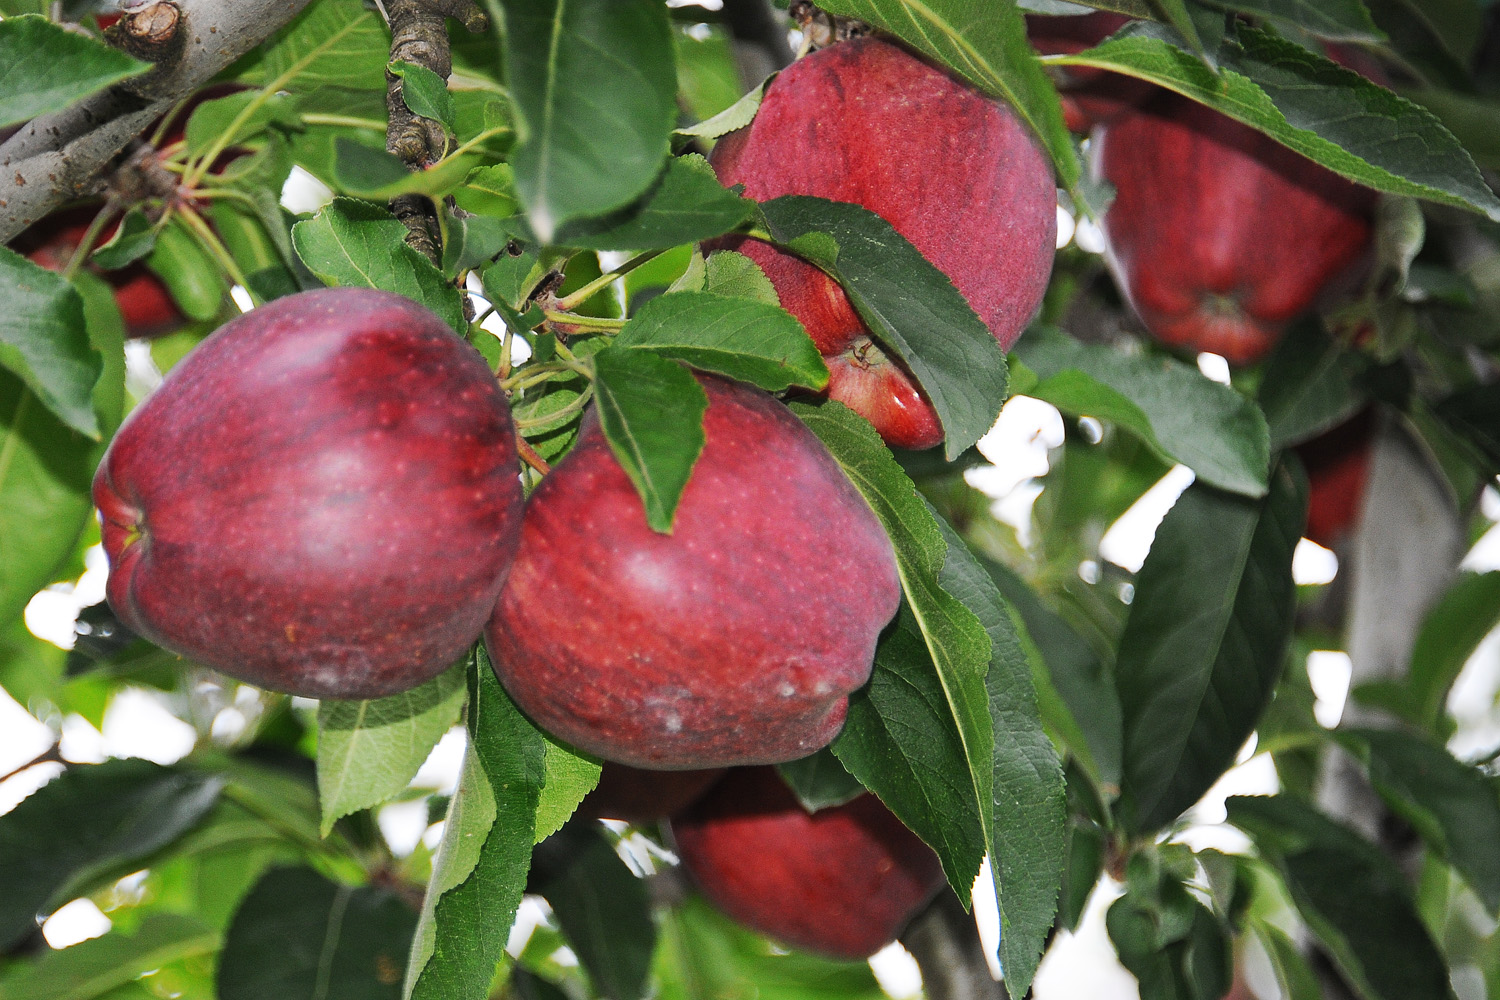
93,288,524,699
577,763,726,825
486,374,900,769
1093,90,1375,364
710,36,1057,450
669,766,945,959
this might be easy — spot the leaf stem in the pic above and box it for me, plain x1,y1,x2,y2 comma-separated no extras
553,248,666,311
542,309,625,332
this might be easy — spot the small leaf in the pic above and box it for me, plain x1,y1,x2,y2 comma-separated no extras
0,15,150,127
292,197,466,334
316,664,468,836
0,759,222,951
331,138,476,200
1014,325,1270,497
701,250,777,304
504,0,677,240
0,249,103,439
390,60,455,130
614,291,827,393
591,349,708,533
1116,462,1305,834
762,197,1008,459
676,78,769,139
777,748,866,812
551,155,755,251
1228,795,1458,1000
533,738,602,844
454,163,520,219
147,220,227,322
0,913,218,1000
91,211,157,270
1256,317,1370,449
221,866,417,1000
405,650,548,1000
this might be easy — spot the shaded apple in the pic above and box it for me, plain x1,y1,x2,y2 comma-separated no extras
709,36,1057,451
668,766,945,960
93,287,524,699
1296,410,1375,549
486,374,900,769
576,763,725,825
1093,89,1375,364
1026,12,1151,133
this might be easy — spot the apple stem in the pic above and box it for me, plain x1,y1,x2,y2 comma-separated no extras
515,434,551,476
553,248,666,312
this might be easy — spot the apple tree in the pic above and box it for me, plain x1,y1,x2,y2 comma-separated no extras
2,1,1500,999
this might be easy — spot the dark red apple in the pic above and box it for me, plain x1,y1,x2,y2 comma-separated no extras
668,766,945,959
709,36,1057,451
1295,410,1375,548
486,374,900,769
93,287,524,700
1026,12,1150,133
576,763,725,825
1093,89,1376,364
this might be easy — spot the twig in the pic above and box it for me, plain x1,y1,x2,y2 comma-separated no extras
516,436,551,476
899,892,1008,1000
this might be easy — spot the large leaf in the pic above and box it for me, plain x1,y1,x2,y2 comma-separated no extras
1115,462,1305,834
503,0,677,241
0,759,223,951
1255,317,1371,450
291,198,466,334
0,249,102,439
0,913,218,1000
552,155,755,251
0,15,150,128
404,650,548,1000
1336,728,1500,916
590,348,707,534
316,664,468,836
1051,23,1500,221
763,198,1008,459
811,0,1078,193
532,822,655,1000
1014,325,1270,497
613,291,827,393
220,866,417,1000
239,0,389,92
1227,795,1457,1000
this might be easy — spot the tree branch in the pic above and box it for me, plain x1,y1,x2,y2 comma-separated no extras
900,891,1008,1000
0,0,314,243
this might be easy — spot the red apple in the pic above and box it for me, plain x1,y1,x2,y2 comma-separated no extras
1093,90,1376,365
668,766,945,959
576,763,725,825
1026,12,1150,133
486,374,900,769
93,287,524,700
709,36,1057,451
1296,410,1375,548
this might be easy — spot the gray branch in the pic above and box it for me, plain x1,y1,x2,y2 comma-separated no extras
0,0,314,243
900,892,1009,1000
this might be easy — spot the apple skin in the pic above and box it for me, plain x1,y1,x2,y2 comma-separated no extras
1025,13,1151,133
668,766,945,960
576,763,726,825
1093,90,1375,365
709,36,1057,451
1296,410,1375,548
93,287,524,700
486,374,900,769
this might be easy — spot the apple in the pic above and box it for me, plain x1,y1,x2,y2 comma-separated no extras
486,374,900,769
576,763,725,825
709,36,1057,451
93,287,524,700
1296,410,1375,548
1093,89,1375,364
668,766,945,959
1026,12,1150,133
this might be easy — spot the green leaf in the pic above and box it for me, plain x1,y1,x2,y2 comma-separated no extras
795,401,992,899
241,0,389,93
316,665,468,836
0,248,103,439
331,138,477,200
1116,462,1305,834
1052,23,1500,221
777,749,866,812
550,155,754,251
1198,0,1386,42
0,913,218,1000
90,211,157,270
1256,317,1369,450
811,0,1078,194
614,291,827,393
762,197,1008,460
182,90,301,157
1227,795,1458,1000
146,220,226,323
391,60,455,130
1014,325,1270,497
405,650,548,1000
532,822,655,1000
675,78,768,139
533,738,602,844
1255,921,1323,1000
701,250,777,304
0,15,150,127
220,866,417,1000
1336,727,1500,915
455,164,520,219
0,759,222,951
1106,861,1232,1000
590,349,707,534
291,197,466,334
504,0,677,241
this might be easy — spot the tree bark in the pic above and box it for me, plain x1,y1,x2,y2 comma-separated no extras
901,892,1008,1000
